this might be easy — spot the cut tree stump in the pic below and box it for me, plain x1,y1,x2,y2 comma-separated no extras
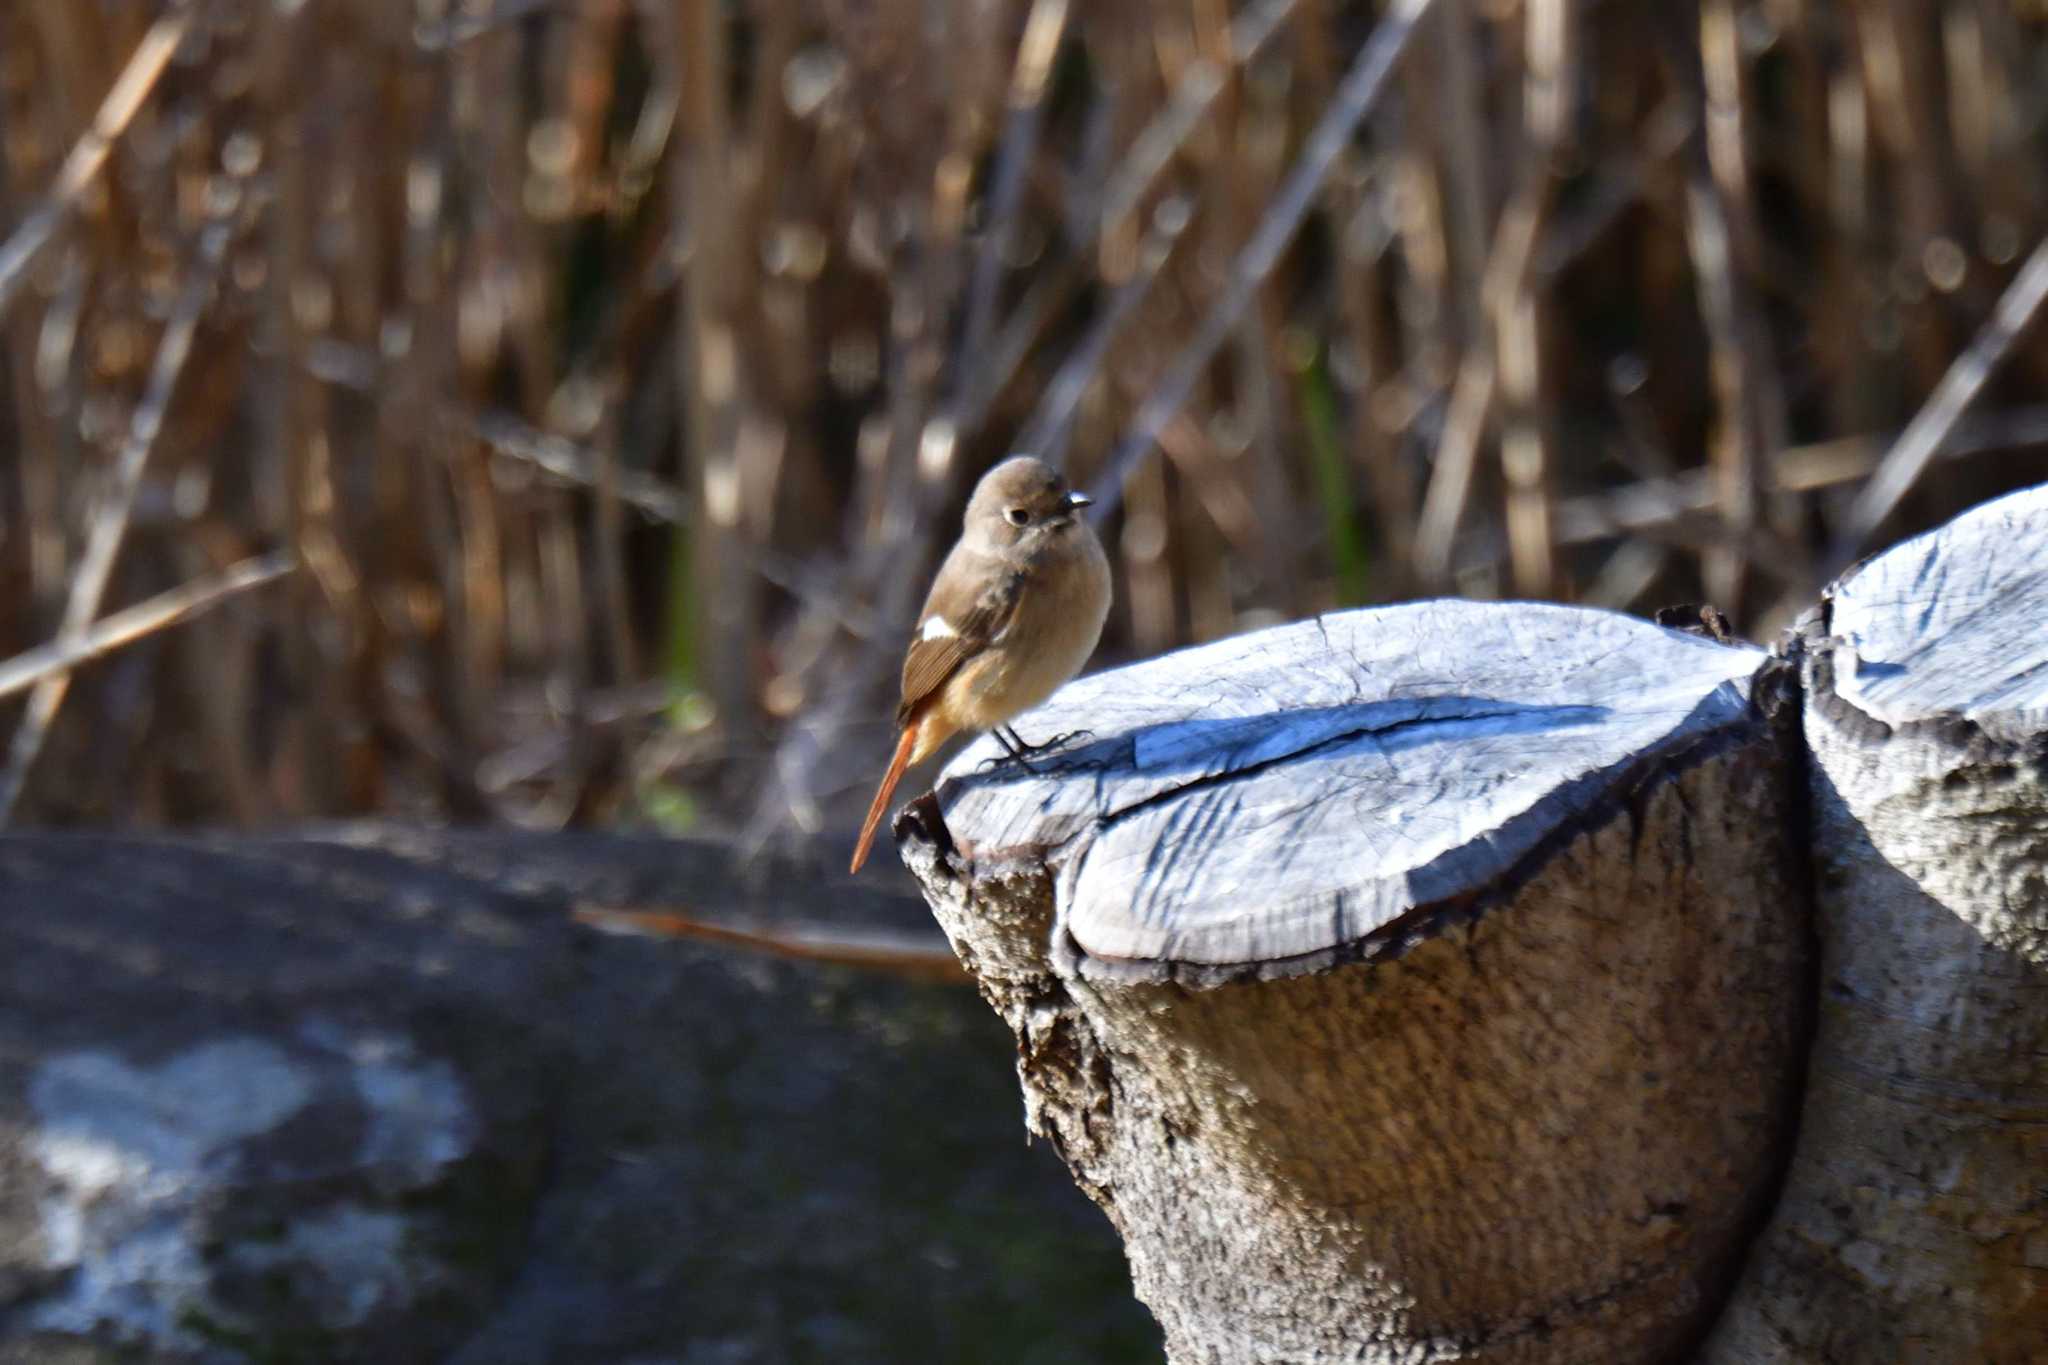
1699,485,2048,1363
897,600,1811,1363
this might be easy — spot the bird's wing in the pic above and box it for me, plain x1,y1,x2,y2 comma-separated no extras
896,564,1026,726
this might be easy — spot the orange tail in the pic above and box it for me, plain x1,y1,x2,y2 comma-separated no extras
850,724,921,873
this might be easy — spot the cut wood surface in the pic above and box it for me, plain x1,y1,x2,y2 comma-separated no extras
1700,484,2048,1364
1825,488,2048,741
901,600,1810,1362
931,599,1773,977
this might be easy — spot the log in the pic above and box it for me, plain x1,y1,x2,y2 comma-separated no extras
898,600,1811,1362
1699,484,2048,1363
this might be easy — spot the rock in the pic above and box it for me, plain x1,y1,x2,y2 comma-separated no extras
0,831,1156,1363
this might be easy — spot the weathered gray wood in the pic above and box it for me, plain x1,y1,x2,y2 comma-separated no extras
932,600,1775,978
900,601,1811,1363
1825,488,2048,743
1699,484,2048,1364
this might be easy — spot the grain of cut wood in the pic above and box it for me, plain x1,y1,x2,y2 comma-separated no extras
931,600,1777,976
900,599,1809,1363
1825,487,2048,741
1699,482,2048,1365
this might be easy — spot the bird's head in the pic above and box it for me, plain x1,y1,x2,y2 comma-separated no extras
964,455,1093,551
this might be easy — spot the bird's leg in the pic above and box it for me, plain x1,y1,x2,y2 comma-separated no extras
975,725,1037,773
1003,724,1096,759
978,725,1043,774
976,724,1097,774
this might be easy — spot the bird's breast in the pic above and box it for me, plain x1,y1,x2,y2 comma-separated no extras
946,533,1110,729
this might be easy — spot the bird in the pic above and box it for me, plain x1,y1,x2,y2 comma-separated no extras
849,455,1112,873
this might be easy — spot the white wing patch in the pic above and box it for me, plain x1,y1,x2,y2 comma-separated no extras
920,615,957,641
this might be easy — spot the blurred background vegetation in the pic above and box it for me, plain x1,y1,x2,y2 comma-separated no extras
3,0,2047,840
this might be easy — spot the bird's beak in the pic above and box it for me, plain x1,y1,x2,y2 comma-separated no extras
1065,491,1093,511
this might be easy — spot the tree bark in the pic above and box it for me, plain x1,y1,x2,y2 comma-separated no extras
899,601,1812,1362
1698,486,2048,1363
897,484,2048,1363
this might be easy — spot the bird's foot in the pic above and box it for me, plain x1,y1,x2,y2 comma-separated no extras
1013,728,1094,757
979,725,1094,773
978,725,1038,774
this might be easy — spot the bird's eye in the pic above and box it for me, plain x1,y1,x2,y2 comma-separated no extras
1006,508,1029,527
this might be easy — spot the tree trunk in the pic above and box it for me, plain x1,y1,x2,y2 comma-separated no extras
1698,487,2048,1363
895,484,2048,1363
899,602,1811,1362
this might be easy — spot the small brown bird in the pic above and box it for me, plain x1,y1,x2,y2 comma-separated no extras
850,456,1111,873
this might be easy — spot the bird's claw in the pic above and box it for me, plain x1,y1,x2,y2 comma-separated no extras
977,726,1093,774
1026,729,1094,754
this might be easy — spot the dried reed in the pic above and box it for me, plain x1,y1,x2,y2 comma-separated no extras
0,0,2044,835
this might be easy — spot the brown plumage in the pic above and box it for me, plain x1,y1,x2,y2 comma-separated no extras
850,456,1112,873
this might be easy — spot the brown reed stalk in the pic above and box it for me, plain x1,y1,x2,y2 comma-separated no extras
0,200,239,821
0,0,2045,833
0,7,188,317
